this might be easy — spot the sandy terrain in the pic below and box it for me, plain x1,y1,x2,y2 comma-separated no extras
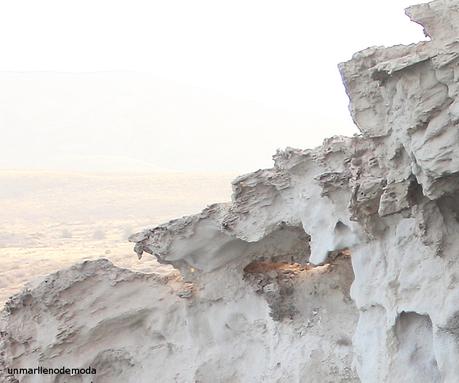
0,170,234,305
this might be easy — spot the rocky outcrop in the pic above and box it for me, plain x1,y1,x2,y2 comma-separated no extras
3,0,459,382
0,256,358,383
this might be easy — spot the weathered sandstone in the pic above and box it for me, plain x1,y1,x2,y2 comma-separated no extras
3,1,459,382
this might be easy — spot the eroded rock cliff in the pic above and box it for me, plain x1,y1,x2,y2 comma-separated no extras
2,0,459,382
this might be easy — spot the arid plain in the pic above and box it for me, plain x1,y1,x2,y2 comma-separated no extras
0,170,234,305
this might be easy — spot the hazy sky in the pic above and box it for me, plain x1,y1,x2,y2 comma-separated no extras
0,0,427,173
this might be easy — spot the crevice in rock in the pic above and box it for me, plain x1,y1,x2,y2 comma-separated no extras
407,176,424,206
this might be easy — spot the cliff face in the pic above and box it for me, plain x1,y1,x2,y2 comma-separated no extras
2,1,459,382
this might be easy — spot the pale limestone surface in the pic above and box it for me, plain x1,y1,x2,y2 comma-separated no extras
3,1,459,382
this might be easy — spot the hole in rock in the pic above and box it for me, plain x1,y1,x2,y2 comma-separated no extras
393,312,441,382
244,224,311,265
241,222,352,322
334,220,349,233
407,176,424,206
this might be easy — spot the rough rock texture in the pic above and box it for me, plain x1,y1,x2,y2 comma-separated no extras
0,256,357,383
3,0,459,382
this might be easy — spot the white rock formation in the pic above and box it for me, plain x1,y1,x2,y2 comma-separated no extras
2,0,459,382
